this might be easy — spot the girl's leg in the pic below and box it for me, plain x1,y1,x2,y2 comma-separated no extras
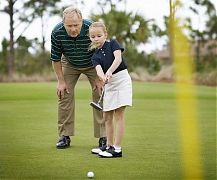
114,106,126,147
91,110,114,155
104,110,114,146
98,107,125,158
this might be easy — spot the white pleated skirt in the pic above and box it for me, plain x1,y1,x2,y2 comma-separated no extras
103,69,132,112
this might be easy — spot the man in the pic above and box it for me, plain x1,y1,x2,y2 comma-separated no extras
50,6,106,149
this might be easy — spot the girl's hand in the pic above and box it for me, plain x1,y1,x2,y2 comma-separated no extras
105,70,112,82
94,77,104,95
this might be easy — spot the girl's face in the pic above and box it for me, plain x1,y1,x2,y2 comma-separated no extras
89,27,107,48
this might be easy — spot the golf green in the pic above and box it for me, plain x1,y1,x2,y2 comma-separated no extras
0,81,215,179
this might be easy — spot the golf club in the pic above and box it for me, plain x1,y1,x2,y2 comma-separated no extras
90,87,105,111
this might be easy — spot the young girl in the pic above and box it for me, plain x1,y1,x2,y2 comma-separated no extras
89,22,132,158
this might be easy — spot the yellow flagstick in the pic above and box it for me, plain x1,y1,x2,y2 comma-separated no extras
170,0,203,179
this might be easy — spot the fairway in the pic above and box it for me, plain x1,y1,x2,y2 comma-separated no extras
0,81,215,180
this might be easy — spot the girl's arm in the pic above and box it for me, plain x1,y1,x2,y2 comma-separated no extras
105,49,122,81
95,65,106,82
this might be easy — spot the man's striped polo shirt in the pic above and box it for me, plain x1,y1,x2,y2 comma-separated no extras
50,19,94,68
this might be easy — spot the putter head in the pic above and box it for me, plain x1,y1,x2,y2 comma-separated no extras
90,102,103,111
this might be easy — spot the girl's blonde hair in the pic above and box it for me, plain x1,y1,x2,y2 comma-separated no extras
89,21,107,50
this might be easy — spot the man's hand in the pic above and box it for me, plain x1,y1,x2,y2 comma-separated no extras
52,61,69,100
57,81,69,100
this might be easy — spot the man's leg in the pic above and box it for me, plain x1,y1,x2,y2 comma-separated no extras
84,67,106,138
82,67,108,154
56,60,80,148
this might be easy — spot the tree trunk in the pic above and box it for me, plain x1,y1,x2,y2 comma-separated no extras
41,14,45,53
8,0,15,79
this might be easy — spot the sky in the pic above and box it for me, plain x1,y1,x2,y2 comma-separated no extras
0,0,216,53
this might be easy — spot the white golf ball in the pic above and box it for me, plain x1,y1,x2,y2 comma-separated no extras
87,171,94,178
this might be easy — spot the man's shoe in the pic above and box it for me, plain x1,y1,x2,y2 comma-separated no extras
98,146,122,158
91,137,107,154
99,137,107,147
56,136,71,149
91,145,107,154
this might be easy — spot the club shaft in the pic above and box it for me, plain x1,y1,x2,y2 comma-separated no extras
97,87,105,104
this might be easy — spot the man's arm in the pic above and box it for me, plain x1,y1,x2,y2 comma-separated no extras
52,61,69,99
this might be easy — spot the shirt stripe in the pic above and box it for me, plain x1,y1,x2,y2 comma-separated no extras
50,19,94,68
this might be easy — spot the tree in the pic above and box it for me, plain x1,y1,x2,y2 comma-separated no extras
0,0,37,78
0,0,61,78
187,0,217,71
0,0,16,78
92,0,150,46
0,38,9,75
22,0,61,53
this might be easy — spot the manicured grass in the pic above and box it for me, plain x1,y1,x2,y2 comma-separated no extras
0,81,215,179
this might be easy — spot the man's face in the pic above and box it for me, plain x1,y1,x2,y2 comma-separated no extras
64,13,82,37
